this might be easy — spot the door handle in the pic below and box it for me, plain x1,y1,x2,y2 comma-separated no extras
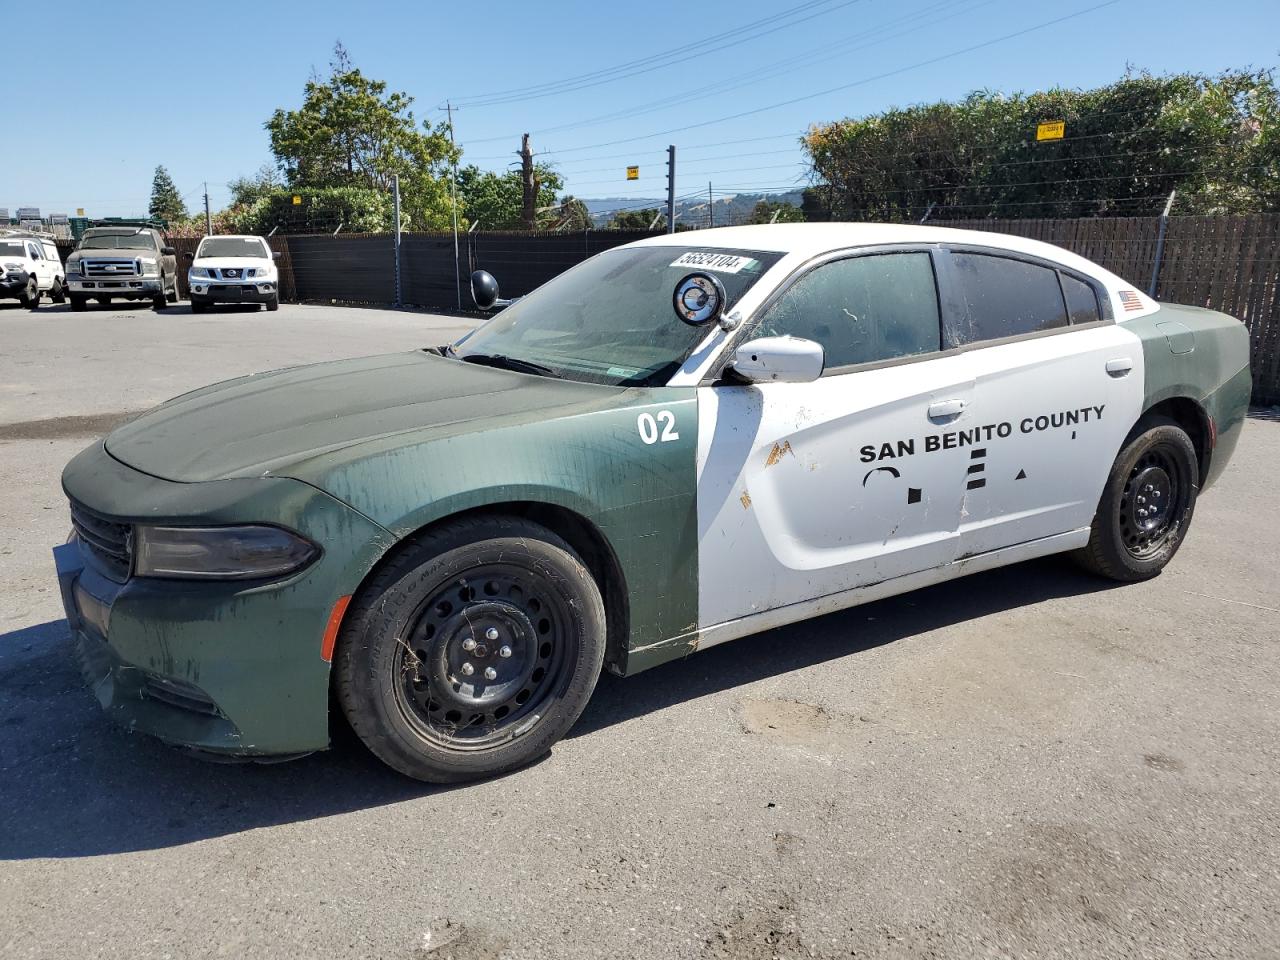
1105,357,1134,377
927,398,966,420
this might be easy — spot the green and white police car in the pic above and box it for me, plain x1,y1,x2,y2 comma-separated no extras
54,224,1251,782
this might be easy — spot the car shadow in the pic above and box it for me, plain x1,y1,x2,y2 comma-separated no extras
0,557,1119,860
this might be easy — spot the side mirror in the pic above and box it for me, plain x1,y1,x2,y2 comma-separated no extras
471,269,499,310
183,251,194,260
161,246,176,256
272,251,281,260
728,336,824,384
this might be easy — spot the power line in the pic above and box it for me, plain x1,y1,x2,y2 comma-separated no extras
450,0,866,108
460,1,1118,152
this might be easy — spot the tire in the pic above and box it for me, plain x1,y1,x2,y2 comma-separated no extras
96,297,112,305
51,278,66,304
70,295,88,312
19,277,39,309
1073,416,1199,582
335,516,607,783
152,278,167,311
190,298,208,314
266,294,279,312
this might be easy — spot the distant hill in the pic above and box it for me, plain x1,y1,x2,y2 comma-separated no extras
583,191,804,228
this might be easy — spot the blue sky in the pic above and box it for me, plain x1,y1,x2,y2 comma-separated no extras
5,0,1276,218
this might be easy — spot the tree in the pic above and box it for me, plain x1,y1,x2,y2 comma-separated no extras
227,164,283,207
803,68,1280,220
148,165,187,224
606,208,664,230
748,199,804,224
266,42,459,229
456,164,563,229
549,195,593,231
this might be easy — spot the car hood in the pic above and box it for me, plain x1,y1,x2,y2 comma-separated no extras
192,257,274,272
104,351,622,483
67,248,153,262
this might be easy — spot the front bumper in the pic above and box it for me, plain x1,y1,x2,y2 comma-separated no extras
1,271,30,293
55,441,393,756
68,274,163,297
190,278,276,303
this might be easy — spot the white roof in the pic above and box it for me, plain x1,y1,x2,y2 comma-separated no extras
630,222,1158,318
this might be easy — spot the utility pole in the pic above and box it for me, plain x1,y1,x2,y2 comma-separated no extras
392,173,402,307
445,101,461,311
1147,189,1178,299
520,134,536,230
203,182,212,235
666,145,676,235
707,182,713,229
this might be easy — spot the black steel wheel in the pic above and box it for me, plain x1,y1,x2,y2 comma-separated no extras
1075,416,1198,581
335,516,606,782
21,277,39,309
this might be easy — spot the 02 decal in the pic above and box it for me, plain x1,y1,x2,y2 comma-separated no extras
637,410,680,444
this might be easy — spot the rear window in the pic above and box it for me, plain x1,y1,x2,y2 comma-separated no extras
950,252,1068,344
0,242,25,258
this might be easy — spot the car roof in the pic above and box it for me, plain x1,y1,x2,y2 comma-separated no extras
198,234,266,241
629,222,1119,282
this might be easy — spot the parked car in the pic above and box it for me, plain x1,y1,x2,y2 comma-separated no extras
186,234,280,312
65,226,180,311
0,232,66,308
53,223,1250,782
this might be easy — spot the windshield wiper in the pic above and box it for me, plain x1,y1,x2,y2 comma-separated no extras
459,352,556,377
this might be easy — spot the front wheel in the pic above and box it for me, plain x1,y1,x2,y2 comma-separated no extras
152,278,167,311
265,294,279,312
20,278,39,309
70,294,88,312
335,516,606,783
1074,417,1199,581
51,278,66,304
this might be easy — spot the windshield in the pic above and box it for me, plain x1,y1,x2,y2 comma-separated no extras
198,237,269,258
0,242,25,258
79,232,156,250
454,245,783,386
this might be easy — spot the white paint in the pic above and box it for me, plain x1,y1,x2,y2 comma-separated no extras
637,410,680,444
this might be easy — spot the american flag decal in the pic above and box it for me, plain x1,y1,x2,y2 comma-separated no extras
1119,290,1143,312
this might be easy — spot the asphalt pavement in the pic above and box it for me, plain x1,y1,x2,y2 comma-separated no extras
2,301,1278,959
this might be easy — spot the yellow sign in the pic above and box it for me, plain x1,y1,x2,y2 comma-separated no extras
292,195,302,205
626,166,639,181
76,207,85,217
1036,120,1065,142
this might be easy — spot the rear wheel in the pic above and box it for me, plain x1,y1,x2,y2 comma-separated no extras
1074,417,1198,581
152,278,167,310
266,294,279,312
335,516,606,783
51,278,66,304
96,297,112,305
70,295,88,312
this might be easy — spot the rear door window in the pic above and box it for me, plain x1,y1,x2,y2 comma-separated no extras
949,252,1068,344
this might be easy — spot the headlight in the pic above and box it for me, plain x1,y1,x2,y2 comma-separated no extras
4,261,23,271
190,267,211,279
250,267,273,278
138,257,158,275
66,261,81,275
133,524,320,580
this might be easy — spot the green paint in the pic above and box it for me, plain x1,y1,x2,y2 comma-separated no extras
1126,304,1251,489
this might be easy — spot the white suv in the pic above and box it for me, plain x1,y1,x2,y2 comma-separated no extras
0,233,66,308
187,234,280,312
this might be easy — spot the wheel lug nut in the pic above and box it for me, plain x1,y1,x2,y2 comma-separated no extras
499,645,513,658
1137,496,1146,504
485,627,499,641
460,662,474,676
461,637,476,652
484,667,498,680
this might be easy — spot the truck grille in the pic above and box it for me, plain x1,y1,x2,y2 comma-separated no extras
69,499,132,581
82,258,140,279
217,267,243,279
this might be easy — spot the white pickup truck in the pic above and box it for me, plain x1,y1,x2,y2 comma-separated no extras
0,232,66,308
